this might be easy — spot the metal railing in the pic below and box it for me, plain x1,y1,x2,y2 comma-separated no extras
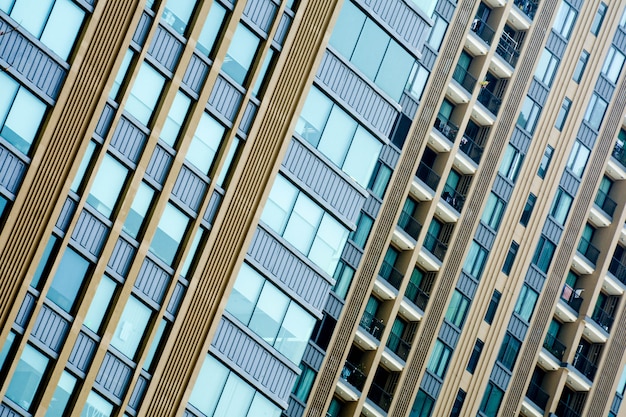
379,260,404,290
495,32,520,67
477,88,502,115
577,237,600,266
594,189,617,217
526,381,550,410
573,352,598,381
543,333,566,360
423,231,448,262
592,306,614,332
556,401,583,417
470,16,495,44
434,113,459,142
405,281,430,311
514,0,539,20
452,64,477,93
416,162,441,191
397,210,422,241
367,383,393,412
609,257,626,285
359,310,385,340
560,284,583,313
612,143,626,167
459,134,484,164
386,333,412,361
442,184,466,213
340,361,367,391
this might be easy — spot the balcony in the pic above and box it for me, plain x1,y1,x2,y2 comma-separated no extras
477,88,502,117
378,260,404,290
574,237,600,274
591,306,614,332
608,257,626,286
459,134,484,165
590,190,616,228
441,184,466,214
359,311,385,341
573,352,598,381
367,383,393,412
404,281,430,311
513,0,539,21
607,144,626,180
386,333,412,362
423,231,448,262
340,361,367,392
397,210,422,241
433,113,459,144
493,32,519,75
449,65,477,101
415,162,441,193
470,16,496,45
560,284,583,313
543,333,566,361
525,381,550,411
556,401,582,417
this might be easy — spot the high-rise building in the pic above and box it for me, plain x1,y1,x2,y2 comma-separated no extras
1,0,626,416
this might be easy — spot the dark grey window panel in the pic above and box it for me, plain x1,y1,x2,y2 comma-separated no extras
363,194,382,219
71,209,110,259
208,75,244,123
248,226,331,313
435,0,456,21
317,49,399,138
526,265,546,294
546,32,567,58
95,351,133,400
380,144,401,168
68,331,97,373
457,272,478,299
133,11,153,48
510,127,532,155
166,280,185,316
475,223,496,250
507,314,528,342
273,10,293,46
439,320,460,347
127,374,149,413
239,100,258,136
421,46,437,71
243,0,279,34
577,121,599,147
95,103,116,140
183,54,209,95
203,188,223,226
615,28,626,52
527,80,549,106
282,139,367,226
490,363,511,390
492,175,514,201
341,240,363,270
302,341,325,370
110,116,147,165
325,291,344,320
14,292,35,330
542,217,563,244
400,92,419,118
0,144,26,195
420,371,443,398
135,258,172,306
172,165,208,214
359,0,431,57
561,169,581,197
147,25,183,73
0,15,67,102
0,403,20,417
107,237,135,281
285,398,305,417
596,74,616,97
31,304,69,353
145,144,173,185
211,316,298,405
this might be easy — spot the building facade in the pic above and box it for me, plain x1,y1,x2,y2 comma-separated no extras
1,0,626,417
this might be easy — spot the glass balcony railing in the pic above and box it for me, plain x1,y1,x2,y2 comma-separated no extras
477,88,502,115
405,280,430,311
560,284,583,313
573,352,598,381
526,381,550,410
459,134,484,164
416,162,441,191
434,113,459,142
379,259,404,290
397,210,422,241
367,383,393,412
591,305,614,332
543,333,566,360
442,184,466,213
608,257,626,285
594,189,617,217
470,16,495,45
577,237,600,266
360,310,385,340
386,332,412,361
513,0,539,20
340,361,367,391
423,231,448,262
452,64,477,93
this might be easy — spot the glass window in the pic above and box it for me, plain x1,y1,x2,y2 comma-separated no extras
223,23,260,85
308,215,349,274
31,236,59,289
498,332,521,370
161,91,191,147
450,389,466,417
467,339,483,374
555,98,571,131
39,0,84,60
584,93,608,130
520,194,536,227
149,203,189,265
247,393,281,417
110,49,134,101
351,19,388,80
463,241,488,279
329,1,365,58
350,212,374,249
197,2,227,57
180,228,204,278
212,372,255,417
252,49,275,98
293,363,316,402
226,263,264,324
111,296,152,360
517,96,540,133
602,46,626,84
515,284,539,321
186,112,226,174
124,62,166,125
368,161,392,199
409,0,437,17
485,290,501,324
538,146,554,178
573,50,589,83
480,382,504,417
533,236,556,273
499,144,524,182
123,182,155,238
83,276,116,333
535,49,559,86
44,370,77,417
275,303,316,362
0,331,15,374
591,3,607,35
248,283,290,345
375,41,415,100
550,188,573,225
81,391,113,417
1,83,47,155
566,140,590,177
445,290,470,328
406,63,429,100
502,241,519,275
332,261,355,300
162,0,196,35
8,0,54,37
5,344,48,410
481,192,506,230
47,248,90,313
428,14,448,50
189,354,229,415
295,87,333,146
87,153,128,218
427,339,452,378
71,140,96,193
143,318,167,372
410,389,435,417
553,1,577,39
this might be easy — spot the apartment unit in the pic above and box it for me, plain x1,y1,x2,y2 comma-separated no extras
1,0,626,417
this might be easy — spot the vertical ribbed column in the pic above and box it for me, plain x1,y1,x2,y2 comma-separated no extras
141,1,340,416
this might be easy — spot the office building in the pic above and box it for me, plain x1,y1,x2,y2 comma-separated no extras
1,0,626,416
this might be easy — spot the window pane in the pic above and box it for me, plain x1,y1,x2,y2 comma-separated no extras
123,182,155,238
39,0,84,59
180,227,203,278
6,344,48,409
223,24,260,85
143,319,166,371
10,0,54,37
150,203,189,265
351,20,388,79
226,263,264,324
125,63,165,125
308,215,349,275
189,355,229,415
81,391,113,417
375,41,414,101
110,49,134,101
317,107,357,166
186,112,226,173
261,175,298,233
47,248,90,312
83,276,116,333
248,283,289,345
71,140,96,193
44,371,77,417
329,1,364,58
0,72,19,124
247,393,280,417
111,296,152,359
295,87,333,147
163,0,196,35
342,127,382,186
2,87,46,155
197,3,227,57
275,303,315,362
161,91,191,147
87,154,128,217
213,374,255,417
282,195,324,254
